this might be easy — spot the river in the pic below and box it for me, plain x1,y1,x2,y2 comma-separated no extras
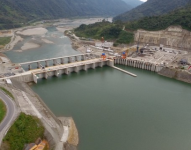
4,26,80,63
4,21,191,150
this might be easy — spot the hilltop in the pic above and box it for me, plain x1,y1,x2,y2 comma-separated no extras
114,0,191,21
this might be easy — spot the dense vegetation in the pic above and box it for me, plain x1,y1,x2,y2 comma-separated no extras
123,6,191,31
3,113,44,150
0,86,14,100
0,0,131,30
74,21,134,45
114,0,191,21
0,37,11,46
0,99,6,123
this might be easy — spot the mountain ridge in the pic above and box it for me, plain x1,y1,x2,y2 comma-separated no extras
113,0,191,22
0,0,131,29
123,5,191,31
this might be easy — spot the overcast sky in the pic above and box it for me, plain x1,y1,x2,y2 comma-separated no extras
140,0,147,2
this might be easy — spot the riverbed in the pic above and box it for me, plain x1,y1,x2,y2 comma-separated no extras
4,26,80,63
4,19,191,150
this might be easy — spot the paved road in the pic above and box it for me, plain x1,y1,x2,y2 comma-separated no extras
0,90,17,145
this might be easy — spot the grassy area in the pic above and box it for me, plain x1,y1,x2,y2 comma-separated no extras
3,113,44,150
0,37,11,46
0,99,6,123
0,87,14,100
116,30,134,44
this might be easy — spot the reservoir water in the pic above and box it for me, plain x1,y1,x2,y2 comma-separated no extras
4,22,191,150
30,66,191,150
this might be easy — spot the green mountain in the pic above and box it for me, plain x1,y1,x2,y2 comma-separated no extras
114,0,191,21
74,5,191,46
0,0,131,29
124,5,191,31
123,0,143,8
74,20,134,46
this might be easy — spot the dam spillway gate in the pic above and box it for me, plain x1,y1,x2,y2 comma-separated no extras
10,53,114,83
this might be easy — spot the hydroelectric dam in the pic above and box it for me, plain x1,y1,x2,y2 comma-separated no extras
1,53,119,83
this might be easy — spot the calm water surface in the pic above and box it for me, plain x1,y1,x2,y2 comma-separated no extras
31,65,191,150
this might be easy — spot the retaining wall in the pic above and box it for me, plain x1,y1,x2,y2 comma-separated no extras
114,58,163,72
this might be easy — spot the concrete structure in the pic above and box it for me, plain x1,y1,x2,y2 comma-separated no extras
114,57,163,72
112,66,137,77
31,58,114,83
1,54,114,84
20,53,98,70
114,44,188,72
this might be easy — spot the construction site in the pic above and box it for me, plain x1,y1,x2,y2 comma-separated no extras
65,27,191,84
67,29,191,72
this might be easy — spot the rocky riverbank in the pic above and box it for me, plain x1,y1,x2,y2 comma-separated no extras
158,67,191,84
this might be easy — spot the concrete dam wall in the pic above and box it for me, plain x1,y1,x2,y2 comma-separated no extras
1,58,114,84
115,58,191,84
135,26,191,50
114,58,163,72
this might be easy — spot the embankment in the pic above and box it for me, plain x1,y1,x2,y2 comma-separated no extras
158,67,191,84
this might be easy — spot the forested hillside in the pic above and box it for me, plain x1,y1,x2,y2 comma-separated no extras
74,5,191,45
114,0,191,21
74,20,134,46
123,6,191,31
0,0,131,29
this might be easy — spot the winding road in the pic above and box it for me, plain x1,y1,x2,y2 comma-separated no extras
0,89,17,145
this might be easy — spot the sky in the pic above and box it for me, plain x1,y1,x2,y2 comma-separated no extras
140,0,147,2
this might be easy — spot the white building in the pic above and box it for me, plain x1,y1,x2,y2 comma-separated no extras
95,41,113,49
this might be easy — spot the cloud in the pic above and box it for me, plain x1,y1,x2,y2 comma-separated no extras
140,0,147,2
